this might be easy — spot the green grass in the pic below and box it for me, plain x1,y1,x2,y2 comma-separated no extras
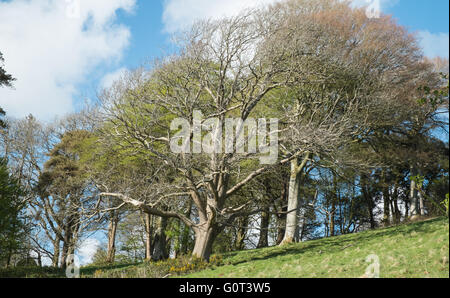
0,266,66,278
185,217,449,278
1,217,448,278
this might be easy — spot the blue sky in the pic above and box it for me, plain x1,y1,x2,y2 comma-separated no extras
89,0,450,116
0,0,449,122
385,0,449,33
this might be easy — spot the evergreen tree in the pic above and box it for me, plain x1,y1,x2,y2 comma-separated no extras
0,158,25,267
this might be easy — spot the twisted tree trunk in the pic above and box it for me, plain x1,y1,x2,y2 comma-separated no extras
106,212,119,263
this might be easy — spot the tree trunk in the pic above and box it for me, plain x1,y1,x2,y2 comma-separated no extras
60,244,68,269
392,197,400,224
192,223,218,261
364,189,376,229
60,228,73,269
6,247,12,268
361,174,376,229
280,154,309,245
418,190,425,216
282,160,301,244
329,172,338,237
180,200,193,255
391,185,401,224
106,213,119,263
52,239,60,267
37,251,42,267
152,216,168,261
145,213,152,261
383,187,391,227
404,199,409,218
257,207,270,248
235,217,248,251
409,166,419,219
329,211,335,237
275,182,288,245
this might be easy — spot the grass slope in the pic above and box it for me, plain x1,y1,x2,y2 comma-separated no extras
1,217,448,278
185,217,449,278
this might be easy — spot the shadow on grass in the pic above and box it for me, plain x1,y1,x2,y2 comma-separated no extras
80,262,140,276
225,217,447,267
0,263,141,278
0,266,65,278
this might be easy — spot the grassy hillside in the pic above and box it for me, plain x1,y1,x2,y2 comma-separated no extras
1,217,448,278
185,217,449,278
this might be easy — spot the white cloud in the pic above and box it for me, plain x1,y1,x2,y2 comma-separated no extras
417,31,449,59
162,0,402,34
0,0,136,120
351,0,399,10
162,0,283,34
100,67,128,90
163,0,449,60
77,238,100,266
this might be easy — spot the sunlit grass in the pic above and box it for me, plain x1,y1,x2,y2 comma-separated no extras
1,217,448,278
185,217,449,278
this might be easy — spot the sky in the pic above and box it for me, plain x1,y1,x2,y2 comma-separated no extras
0,0,449,265
0,0,449,123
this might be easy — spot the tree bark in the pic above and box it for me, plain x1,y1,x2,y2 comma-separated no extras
361,176,376,229
192,223,218,262
329,210,335,237
329,172,338,237
409,166,419,219
60,229,73,269
280,153,310,245
145,213,152,261
235,216,248,251
52,239,60,267
391,184,401,224
106,212,119,263
180,200,193,255
152,216,168,261
275,182,288,245
418,190,425,216
257,207,270,248
383,187,391,227
381,170,391,227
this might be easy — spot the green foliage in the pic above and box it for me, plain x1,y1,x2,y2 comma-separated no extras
0,51,15,88
0,51,14,127
81,254,223,278
412,174,448,216
411,174,425,189
91,247,109,266
0,266,65,278
417,73,449,108
37,130,91,199
116,213,146,263
442,194,449,217
0,158,25,265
